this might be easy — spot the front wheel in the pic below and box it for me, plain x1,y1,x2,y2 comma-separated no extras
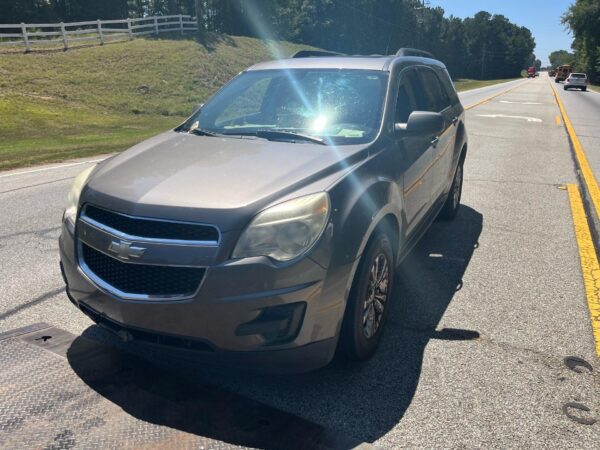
339,233,394,361
582,87,587,92
439,161,463,220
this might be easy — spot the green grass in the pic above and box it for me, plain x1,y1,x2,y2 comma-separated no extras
588,85,600,93
0,34,314,170
453,78,520,92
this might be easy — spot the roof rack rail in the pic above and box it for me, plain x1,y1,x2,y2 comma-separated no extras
291,50,344,58
395,48,434,59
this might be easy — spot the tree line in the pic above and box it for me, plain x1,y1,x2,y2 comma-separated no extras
549,50,576,69
560,0,599,83
1,0,536,80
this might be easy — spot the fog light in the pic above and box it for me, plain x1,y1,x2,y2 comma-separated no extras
236,302,306,345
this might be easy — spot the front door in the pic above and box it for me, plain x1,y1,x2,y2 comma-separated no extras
418,67,456,201
395,68,433,235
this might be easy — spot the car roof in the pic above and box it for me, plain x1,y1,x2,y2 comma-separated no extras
246,55,446,72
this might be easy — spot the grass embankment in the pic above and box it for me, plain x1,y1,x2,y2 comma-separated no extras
588,85,600,93
0,35,312,170
454,78,520,92
1,36,523,171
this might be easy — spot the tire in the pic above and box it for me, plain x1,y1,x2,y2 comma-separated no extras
439,161,464,221
582,87,587,92
339,232,394,361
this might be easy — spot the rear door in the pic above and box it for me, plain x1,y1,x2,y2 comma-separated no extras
418,67,455,201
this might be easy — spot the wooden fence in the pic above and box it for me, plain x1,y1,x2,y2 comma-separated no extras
0,15,198,52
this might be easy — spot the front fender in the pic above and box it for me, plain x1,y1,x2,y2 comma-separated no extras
307,174,403,338
330,176,403,268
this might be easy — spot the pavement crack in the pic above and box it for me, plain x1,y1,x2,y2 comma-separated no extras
0,176,75,195
0,226,61,241
484,223,566,238
0,287,65,321
465,178,564,187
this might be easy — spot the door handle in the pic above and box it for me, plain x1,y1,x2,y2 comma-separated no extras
431,136,439,146
451,117,459,126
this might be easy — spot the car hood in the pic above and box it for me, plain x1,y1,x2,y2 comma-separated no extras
83,131,367,230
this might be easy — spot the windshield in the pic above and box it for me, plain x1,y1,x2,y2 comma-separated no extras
570,73,586,78
182,69,389,145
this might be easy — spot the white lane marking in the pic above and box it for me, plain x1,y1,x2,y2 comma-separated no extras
0,158,106,179
477,114,543,123
457,79,524,96
499,100,543,105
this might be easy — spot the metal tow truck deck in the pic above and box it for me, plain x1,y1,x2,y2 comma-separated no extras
0,323,367,449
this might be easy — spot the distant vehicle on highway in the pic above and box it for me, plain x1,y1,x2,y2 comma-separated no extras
527,66,536,78
564,73,588,91
59,48,468,372
555,64,572,83
549,69,557,77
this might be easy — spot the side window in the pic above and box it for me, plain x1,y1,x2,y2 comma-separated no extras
439,69,460,105
419,68,451,112
395,70,419,123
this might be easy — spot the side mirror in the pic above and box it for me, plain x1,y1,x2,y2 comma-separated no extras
395,111,444,136
191,103,204,115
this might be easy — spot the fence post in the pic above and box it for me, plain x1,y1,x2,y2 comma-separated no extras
179,14,183,34
127,18,133,39
97,19,104,44
21,23,30,52
60,22,68,50
154,16,159,35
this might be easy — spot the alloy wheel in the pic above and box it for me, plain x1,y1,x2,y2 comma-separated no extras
453,165,463,209
363,253,390,339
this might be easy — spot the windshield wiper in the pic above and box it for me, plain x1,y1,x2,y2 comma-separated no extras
225,129,327,145
188,127,222,137
256,130,327,145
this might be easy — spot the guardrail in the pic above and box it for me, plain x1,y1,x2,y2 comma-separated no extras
0,15,198,52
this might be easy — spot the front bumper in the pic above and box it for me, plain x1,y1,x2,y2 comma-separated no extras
59,217,352,372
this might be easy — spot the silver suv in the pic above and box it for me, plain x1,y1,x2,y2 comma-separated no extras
59,48,467,372
564,73,588,91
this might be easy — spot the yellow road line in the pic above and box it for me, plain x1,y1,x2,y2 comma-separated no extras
550,83,600,219
465,81,527,110
566,184,600,356
555,115,562,126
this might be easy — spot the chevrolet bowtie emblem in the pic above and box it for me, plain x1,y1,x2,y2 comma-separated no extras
108,240,146,260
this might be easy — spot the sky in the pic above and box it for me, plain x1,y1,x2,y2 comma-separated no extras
430,0,574,66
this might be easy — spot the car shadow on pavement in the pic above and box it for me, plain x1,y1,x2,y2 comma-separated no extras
67,205,483,446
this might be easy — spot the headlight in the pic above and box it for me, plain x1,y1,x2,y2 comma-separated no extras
232,193,330,262
64,165,95,224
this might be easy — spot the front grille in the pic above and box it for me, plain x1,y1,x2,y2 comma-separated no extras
81,244,205,297
84,204,219,242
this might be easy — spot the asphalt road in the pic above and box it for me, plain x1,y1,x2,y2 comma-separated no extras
0,76,598,448
553,77,600,186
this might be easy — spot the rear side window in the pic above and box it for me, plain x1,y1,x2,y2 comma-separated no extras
438,69,460,105
419,68,451,112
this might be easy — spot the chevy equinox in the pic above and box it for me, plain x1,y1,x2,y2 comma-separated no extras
59,48,467,372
